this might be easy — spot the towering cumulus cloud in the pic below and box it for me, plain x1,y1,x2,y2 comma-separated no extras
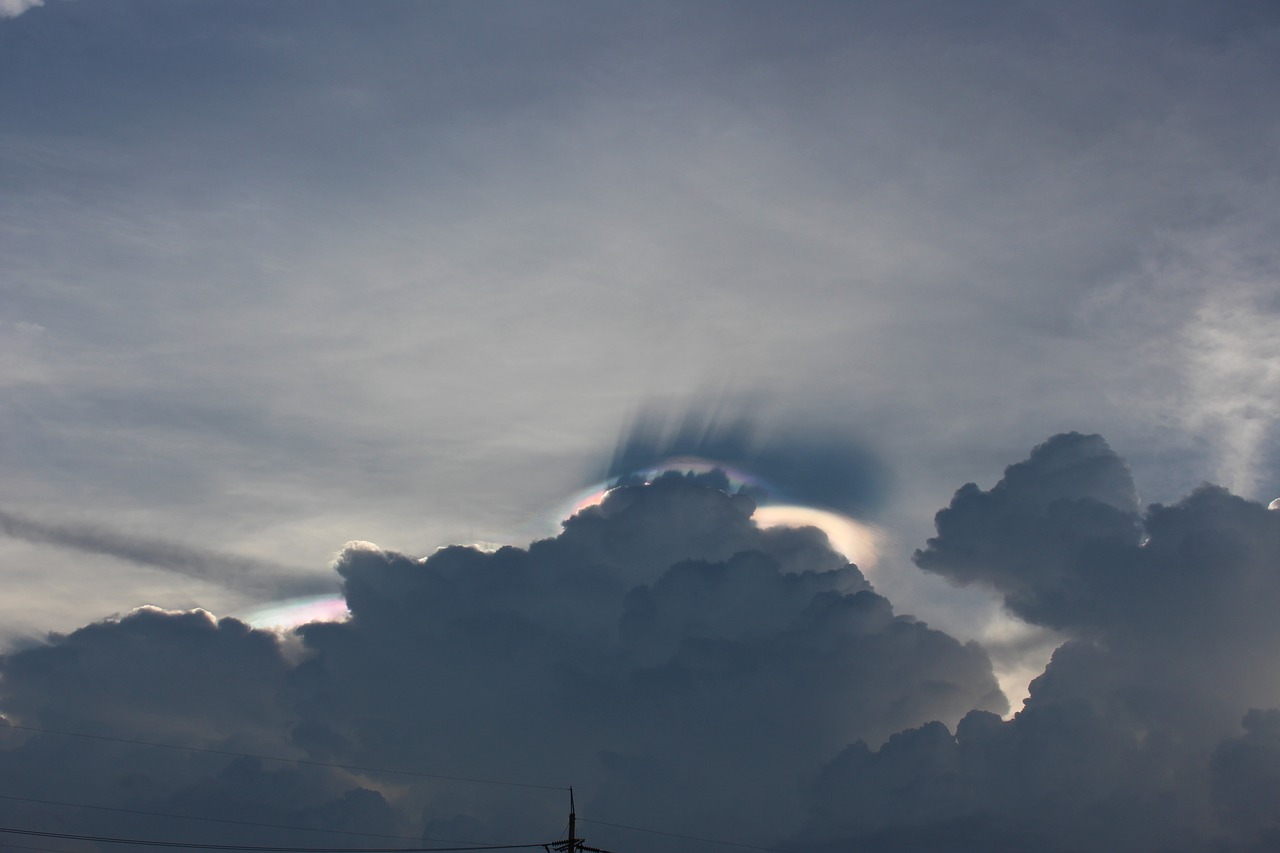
798,434,1280,853
5,437,1279,852
0,471,1001,851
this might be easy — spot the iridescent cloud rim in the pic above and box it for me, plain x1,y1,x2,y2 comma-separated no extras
243,456,883,631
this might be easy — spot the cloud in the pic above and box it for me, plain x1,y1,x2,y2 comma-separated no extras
606,404,891,517
796,433,1280,852
6,435,1280,852
912,432,1143,630
0,473,1003,850
1,0,1278,649
913,434,1280,720
1211,710,1280,838
0,0,1275,846
0,0,41,20
1181,289,1280,499
0,508,330,598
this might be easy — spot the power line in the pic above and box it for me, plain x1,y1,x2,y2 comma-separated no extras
1,722,565,792
543,791,617,853
0,826,550,852
0,793,465,846
0,843,88,853
1,727,796,853
578,818,800,853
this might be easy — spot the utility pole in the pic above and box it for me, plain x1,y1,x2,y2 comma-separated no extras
567,787,576,853
547,787,612,853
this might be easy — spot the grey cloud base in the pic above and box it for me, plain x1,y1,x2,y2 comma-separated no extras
4,440,1280,851
0,472,1001,851
794,434,1280,852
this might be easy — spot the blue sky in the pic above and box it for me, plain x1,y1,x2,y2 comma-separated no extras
2,4,1280,850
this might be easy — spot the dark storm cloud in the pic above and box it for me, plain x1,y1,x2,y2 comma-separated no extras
0,474,1002,851
914,434,1280,720
296,475,1003,842
795,434,1280,853
912,432,1143,629
5,436,1280,852
0,508,330,597
0,607,401,848
1211,710,1280,837
606,406,891,517
1,4,1277,846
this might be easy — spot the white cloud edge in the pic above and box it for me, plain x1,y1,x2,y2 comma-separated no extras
0,0,42,20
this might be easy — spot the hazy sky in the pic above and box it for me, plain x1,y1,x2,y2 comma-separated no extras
2,3,1279,852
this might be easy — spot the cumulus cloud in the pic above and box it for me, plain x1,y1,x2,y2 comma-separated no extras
796,433,1280,853
7,436,1280,852
0,472,1002,851
912,432,1144,630
1212,710,1280,838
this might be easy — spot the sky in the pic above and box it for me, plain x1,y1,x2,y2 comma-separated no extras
1,1,1279,852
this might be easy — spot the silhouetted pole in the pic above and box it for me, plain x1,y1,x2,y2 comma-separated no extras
567,787,577,852
550,785,612,853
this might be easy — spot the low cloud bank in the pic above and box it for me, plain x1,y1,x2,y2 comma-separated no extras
795,433,1280,852
2,437,1279,852
0,470,998,851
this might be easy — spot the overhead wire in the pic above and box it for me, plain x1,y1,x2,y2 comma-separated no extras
0,793,461,845
0,826,551,852
0,792,812,853
0,726,570,851
3,724,809,853
0,722,566,792
578,817,800,853
0,843,90,853
0,788,812,853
